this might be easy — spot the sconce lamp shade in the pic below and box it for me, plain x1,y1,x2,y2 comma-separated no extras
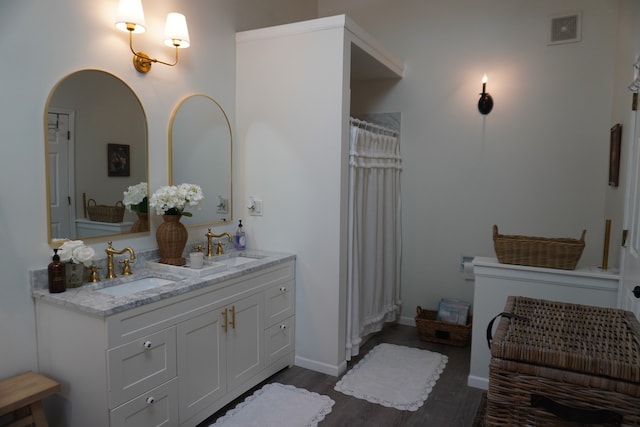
164,13,190,48
115,0,146,33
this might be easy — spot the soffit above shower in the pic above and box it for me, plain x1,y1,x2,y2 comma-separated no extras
343,15,404,81
236,14,405,82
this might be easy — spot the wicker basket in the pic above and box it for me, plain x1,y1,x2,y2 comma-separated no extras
493,224,586,270
487,296,640,426
415,306,472,347
86,199,125,223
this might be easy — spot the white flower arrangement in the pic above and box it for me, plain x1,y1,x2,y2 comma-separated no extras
123,182,148,213
149,183,204,217
58,240,95,267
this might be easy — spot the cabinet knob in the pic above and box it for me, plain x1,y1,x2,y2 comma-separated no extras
143,341,152,349
280,324,287,330
279,287,287,292
633,286,640,298
146,396,155,405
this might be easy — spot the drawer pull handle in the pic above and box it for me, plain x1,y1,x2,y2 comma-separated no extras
230,305,236,330
279,287,287,292
280,324,287,330
222,307,236,332
146,396,155,405
221,308,228,333
143,341,152,349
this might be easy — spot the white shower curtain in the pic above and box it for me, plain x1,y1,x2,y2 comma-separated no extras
346,120,402,360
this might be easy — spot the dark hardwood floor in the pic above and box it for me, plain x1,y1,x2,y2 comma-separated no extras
198,323,484,427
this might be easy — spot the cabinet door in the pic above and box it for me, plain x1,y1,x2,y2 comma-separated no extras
177,310,226,423
226,292,264,390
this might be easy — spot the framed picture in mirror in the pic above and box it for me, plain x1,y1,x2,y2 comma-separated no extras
108,143,130,177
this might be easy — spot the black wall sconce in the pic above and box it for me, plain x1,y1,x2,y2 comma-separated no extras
478,74,494,115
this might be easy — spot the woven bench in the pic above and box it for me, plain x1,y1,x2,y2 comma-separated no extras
0,371,60,427
487,297,640,426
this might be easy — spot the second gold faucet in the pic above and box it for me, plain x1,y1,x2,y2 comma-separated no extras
205,228,233,257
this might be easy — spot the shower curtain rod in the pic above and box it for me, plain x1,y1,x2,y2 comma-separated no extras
350,117,399,137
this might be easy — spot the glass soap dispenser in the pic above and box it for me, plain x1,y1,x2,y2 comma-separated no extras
48,248,66,293
235,219,246,250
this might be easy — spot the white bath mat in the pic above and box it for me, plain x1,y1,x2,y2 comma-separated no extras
210,383,334,427
334,343,448,411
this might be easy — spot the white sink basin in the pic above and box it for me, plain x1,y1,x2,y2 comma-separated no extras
97,277,176,297
216,256,260,267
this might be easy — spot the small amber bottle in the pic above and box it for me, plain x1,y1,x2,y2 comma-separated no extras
48,248,66,293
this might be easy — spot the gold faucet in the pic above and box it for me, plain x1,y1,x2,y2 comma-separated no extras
205,228,233,257
105,241,136,279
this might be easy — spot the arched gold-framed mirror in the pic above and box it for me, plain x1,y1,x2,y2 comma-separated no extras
45,70,148,243
168,94,233,227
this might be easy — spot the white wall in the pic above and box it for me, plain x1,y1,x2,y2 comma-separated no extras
0,0,238,380
319,0,623,320
236,0,317,31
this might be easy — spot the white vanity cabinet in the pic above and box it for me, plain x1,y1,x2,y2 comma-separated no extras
35,259,295,427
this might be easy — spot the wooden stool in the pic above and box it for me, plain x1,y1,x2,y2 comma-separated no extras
0,371,60,427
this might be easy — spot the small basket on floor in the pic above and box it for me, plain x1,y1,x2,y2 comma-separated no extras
415,306,472,347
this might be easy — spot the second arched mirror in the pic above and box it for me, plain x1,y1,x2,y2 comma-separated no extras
169,95,232,226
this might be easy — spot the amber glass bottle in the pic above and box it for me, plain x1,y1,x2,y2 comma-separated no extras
48,248,66,293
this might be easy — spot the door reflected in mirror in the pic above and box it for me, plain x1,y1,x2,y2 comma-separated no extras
169,94,232,227
46,70,148,242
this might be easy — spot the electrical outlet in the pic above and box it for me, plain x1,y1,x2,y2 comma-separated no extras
248,196,263,216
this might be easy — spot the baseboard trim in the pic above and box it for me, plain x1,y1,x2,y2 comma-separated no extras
398,315,415,326
294,355,347,377
467,375,488,390
294,321,418,377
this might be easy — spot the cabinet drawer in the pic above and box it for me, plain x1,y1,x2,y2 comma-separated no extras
265,281,294,327
110,378,178,427
265,316,295,366
108,327,177,408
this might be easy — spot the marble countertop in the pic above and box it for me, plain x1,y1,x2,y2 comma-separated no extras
31,250,295,318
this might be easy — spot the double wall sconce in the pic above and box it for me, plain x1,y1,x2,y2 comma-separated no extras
478,74,494,115
115,0,190,73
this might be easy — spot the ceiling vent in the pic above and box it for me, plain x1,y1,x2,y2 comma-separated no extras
548,12,581,45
